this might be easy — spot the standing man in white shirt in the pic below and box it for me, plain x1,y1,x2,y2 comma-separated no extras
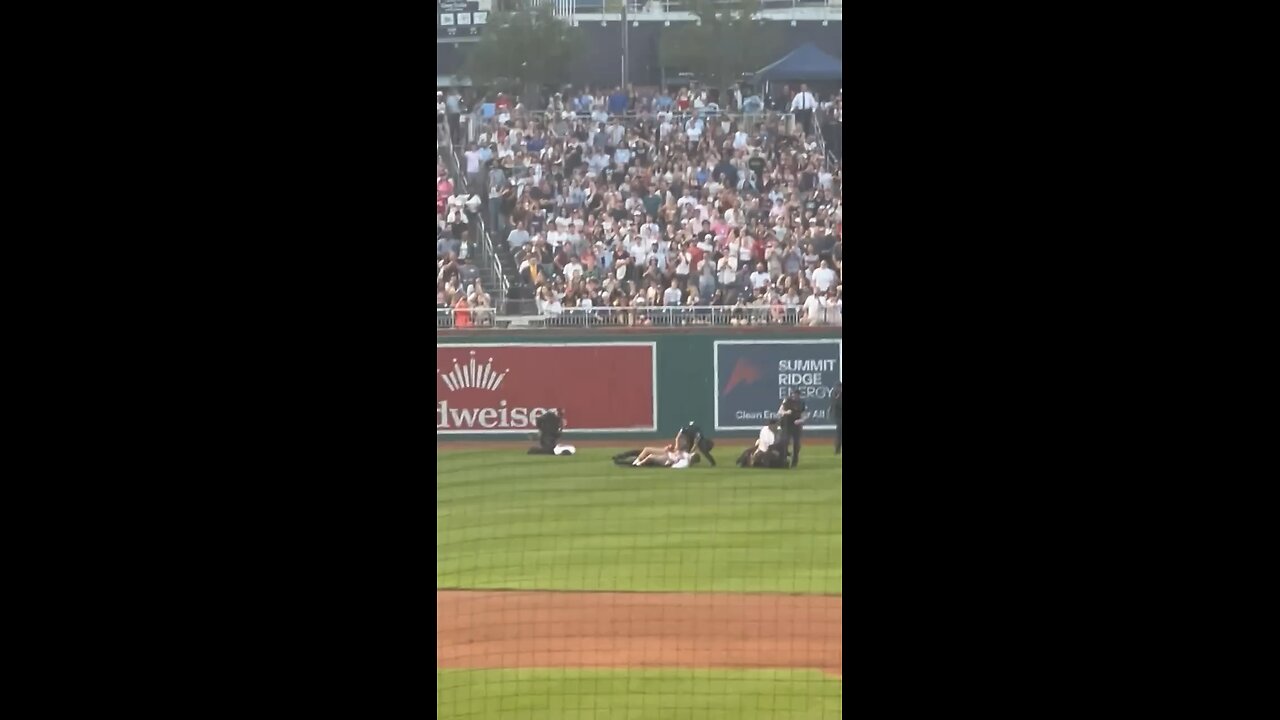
789,83,818,136
812,260,837,293
463,144,484,191
802,289,825,326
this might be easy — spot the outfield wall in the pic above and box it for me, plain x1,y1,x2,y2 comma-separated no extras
436,328,842,440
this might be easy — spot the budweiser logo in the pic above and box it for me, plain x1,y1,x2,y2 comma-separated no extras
438,351,508,392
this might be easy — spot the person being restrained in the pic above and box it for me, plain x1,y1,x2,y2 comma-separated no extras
629,443,690,467
737,420,787,468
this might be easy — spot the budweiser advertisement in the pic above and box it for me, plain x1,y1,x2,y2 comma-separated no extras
437,343,657,433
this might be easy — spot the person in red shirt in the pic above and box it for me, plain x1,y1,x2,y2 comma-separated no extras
453,295,472,328
437,176,453,214
752,233,767,264
688,238,705,270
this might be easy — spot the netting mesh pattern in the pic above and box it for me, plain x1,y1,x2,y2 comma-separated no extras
437,443,842,719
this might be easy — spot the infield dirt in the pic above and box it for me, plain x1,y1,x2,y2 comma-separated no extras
437,590,842,678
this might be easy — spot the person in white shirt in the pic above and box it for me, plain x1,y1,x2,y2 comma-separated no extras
802,291,825,326
733,129,750,150
463,145,483,187
663,279,683,306
640,218,660,242
675,248,691,282
564,258,583,281
446,195,468,226
812,260,837,293
750,263,771,291
821,290,841,325
717,256,737,287
747,420,780,467
628,236,648,266
790,83,818,135
686,117,703,145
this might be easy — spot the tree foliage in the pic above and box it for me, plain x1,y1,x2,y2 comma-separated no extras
658,0,778,93
464,3,578,103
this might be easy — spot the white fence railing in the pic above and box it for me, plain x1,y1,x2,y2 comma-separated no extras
463,108,802,144
548,0,839,17
437,304,841,329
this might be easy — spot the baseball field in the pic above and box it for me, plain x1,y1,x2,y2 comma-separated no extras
437,441,844,719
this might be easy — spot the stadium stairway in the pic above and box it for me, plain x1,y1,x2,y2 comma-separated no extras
438,119,510,309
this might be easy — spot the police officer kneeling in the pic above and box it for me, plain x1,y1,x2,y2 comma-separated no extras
675,421,717,467
527,410,565,455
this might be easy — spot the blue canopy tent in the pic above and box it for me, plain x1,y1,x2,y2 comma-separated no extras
754,42,843,82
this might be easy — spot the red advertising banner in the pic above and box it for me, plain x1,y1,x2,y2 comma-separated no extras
436,343,657,433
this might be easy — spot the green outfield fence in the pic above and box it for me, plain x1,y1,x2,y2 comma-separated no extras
437,327,844,719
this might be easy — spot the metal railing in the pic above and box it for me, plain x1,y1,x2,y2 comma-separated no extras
437,307,500,329
439,114,510,308
465,108,801,143
439,304,841,328
547,0,840,18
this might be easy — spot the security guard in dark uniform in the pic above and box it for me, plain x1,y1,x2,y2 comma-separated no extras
779,390,806,468
831,382,842,455
675,421,717,466
528,410,564,454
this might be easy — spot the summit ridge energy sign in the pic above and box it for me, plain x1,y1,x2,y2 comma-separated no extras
714,339,842,431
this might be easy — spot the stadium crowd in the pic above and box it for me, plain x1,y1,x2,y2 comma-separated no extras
436,160,495,327
437,83,842,326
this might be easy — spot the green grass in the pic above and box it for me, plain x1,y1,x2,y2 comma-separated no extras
437,669,843,720
437,448,842,594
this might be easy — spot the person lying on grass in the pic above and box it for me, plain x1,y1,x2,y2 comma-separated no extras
632,444,690,467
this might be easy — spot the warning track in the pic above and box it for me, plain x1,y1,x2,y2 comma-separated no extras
437,590,842,677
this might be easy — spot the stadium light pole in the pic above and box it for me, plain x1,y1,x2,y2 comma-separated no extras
621,1,629,89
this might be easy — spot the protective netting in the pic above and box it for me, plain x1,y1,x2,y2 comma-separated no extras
436,439,842,719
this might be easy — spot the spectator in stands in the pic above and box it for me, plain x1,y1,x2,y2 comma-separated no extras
608,86,628,116
801,286,825,327
812,259,837,294
447,86,843,320
463,143,484,189
750,262,771,293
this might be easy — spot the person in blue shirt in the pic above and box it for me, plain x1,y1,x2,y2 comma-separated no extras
608,86,629,116
656,89,673,111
